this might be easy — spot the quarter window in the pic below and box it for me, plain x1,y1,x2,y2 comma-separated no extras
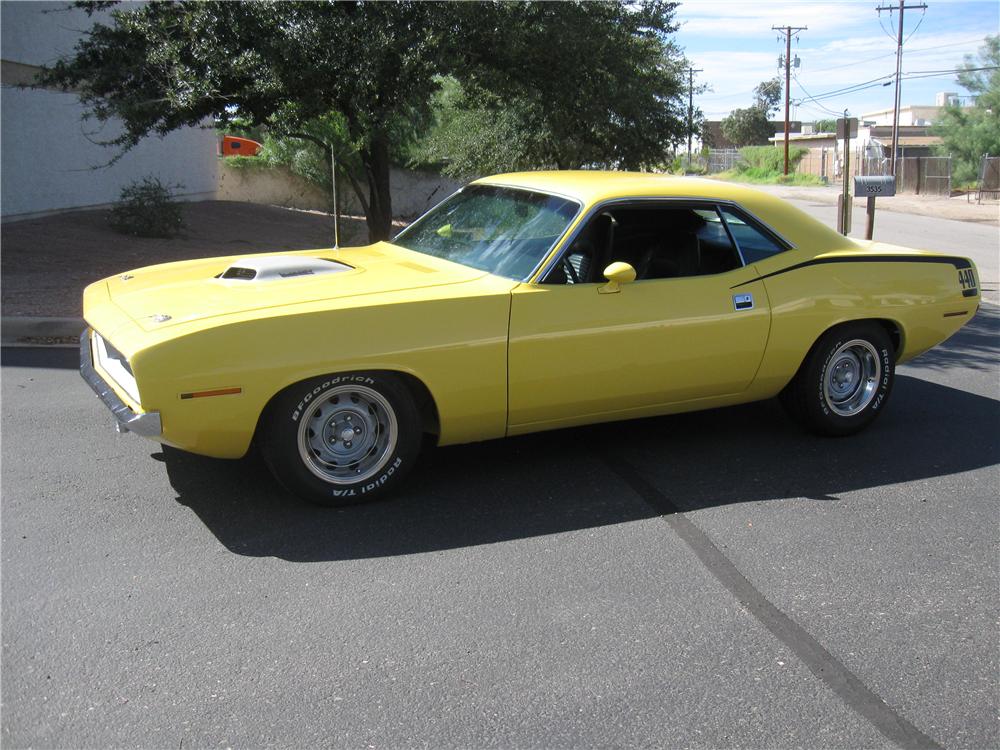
718,207,787,264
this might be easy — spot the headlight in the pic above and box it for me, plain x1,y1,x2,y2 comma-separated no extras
92,331,141,405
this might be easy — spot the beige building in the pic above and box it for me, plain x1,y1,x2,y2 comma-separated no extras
860,92,964,127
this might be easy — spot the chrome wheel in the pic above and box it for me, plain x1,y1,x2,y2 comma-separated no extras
823,339,881,417
297,385,398,485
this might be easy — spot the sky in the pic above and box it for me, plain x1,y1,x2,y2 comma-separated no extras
675,0,999,123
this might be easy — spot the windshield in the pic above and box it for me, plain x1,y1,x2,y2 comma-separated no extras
392,185,581,280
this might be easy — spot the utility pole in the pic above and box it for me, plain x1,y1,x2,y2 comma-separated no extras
686,66,703,162
877,1,928,175
773,25,807,176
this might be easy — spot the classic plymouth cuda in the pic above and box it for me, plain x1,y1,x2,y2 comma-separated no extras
81,171,980,504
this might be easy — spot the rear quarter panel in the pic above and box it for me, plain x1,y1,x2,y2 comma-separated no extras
749,247,979,396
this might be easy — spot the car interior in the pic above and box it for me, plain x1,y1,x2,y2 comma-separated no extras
543,205,746,284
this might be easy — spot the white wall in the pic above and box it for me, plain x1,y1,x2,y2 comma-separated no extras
216,160,464,221
1,1,101,65
334,167,463,220
1,1,218,219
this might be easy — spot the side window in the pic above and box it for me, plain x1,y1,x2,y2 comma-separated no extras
718,207,788,264
543,205,743,284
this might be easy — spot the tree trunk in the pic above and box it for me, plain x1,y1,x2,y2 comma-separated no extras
361,134,393,242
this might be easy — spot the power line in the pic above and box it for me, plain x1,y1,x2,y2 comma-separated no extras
791,71,847,117
805,36,984,75
794,73,895,103
791,65,994,107
876,0,928,175
693,37,984,109
903,6,927,44
904,65,998,75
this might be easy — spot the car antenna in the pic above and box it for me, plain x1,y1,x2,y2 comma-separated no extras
331,149,340,250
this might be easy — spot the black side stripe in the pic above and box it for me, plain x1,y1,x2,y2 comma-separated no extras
731,255,973,289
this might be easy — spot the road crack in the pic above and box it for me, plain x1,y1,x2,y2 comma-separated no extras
603,452,943,750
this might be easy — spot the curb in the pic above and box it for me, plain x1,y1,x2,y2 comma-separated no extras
2,317,86,348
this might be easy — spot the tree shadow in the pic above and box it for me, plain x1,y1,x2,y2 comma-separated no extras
163,373,999,562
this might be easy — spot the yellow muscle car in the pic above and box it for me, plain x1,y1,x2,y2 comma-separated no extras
80,171,981,505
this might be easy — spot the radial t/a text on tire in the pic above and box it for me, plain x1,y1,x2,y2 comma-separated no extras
259,371,422,506
781,322,895,437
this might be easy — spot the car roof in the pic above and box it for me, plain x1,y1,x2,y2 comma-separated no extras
474,170,769,206
473,170,848,251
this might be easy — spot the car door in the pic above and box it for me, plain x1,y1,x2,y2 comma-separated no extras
506,202,772,429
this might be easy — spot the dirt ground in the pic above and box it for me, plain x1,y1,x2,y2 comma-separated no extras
1,201,399,318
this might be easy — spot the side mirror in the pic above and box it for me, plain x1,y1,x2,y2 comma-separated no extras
598,262,636,294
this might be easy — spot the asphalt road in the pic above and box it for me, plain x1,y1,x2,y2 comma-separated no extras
2,219,998,749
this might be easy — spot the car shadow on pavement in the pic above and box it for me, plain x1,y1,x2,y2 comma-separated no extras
906,302,997,372
163,372,1000,562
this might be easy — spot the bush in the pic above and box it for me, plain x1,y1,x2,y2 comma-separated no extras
733,145,808,174
109,177,185,238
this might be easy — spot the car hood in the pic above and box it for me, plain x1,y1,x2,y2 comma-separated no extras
104,242,490,331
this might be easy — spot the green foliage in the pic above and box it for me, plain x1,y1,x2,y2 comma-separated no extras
407,78,539,178
714,145,816,185
721,107,774,147
223,111,362,208
410,2,689,176
734,145,808,173
720,78,784,147
754,78,783,116
713,170,823,186
663,154,707,175
813,119,837,133
933,36,1000,184
41,1,691,241
109,177,184,238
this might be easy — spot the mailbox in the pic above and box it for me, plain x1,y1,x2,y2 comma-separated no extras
854,175,896,198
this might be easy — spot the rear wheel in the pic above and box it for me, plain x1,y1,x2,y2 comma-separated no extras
259,372,421,506
781,322,895,436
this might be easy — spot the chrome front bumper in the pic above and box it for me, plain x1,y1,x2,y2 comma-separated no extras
79,330,162,437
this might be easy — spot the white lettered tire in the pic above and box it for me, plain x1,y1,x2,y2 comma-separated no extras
781,322,895,436
259,372,422,506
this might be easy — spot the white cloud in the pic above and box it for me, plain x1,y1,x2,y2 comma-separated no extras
689,30,986,118
677,1,873,38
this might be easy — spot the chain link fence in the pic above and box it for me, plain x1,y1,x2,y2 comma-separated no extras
976,155,1000,202
705,146,955,196
706,149,741,174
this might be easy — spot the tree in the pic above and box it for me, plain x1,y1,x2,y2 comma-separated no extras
407,78,544,178
720,108,773,148
754,77,782,116
933,35,1000,184
39,1,689,241
40,1,445,241
468,1,689,170
720,78,782,147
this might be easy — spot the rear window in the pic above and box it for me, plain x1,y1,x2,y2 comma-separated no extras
718,207,788,264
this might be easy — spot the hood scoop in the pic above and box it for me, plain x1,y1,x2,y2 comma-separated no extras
217,255,353,282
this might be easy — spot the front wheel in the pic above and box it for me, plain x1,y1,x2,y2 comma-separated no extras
259,372,422,506
780,322,895,436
